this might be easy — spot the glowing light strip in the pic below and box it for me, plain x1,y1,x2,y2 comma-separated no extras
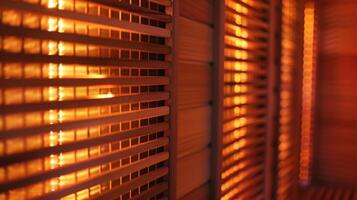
300,1,316,186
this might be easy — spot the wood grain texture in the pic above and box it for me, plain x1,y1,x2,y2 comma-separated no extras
179,0,213,25
176,148,211,199
177,61,212,108
177,106,211,158
313,0,357,188
177,17,213,62
175,1,213,198
179,183,210,200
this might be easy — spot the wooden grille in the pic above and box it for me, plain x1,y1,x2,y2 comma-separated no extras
221,0,271,199
277,0,300,199
0,0,172,199
300,0,316,186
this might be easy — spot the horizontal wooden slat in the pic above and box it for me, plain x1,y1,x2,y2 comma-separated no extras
0,106,169,139
151,0,172,7
0,77,169,88
36,152,169,200
222,145,265,170
222,164,264,194
89,0,172,22
131,182,168,200
0,92,169,114
0,24,171,54
0,0,170,38
92,167,168,200
0,138,169,193
225,9,270,30
225,22,269,39
221,154,264,182
224,90,267,98
223,127,266,147
0,123,169,166
180,183,210,200
0,52,170,68
233,0,270,12
229,0,269,18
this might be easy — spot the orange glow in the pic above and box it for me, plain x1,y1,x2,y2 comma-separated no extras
300,1,316,186
0,0,169,199
221,0,268,199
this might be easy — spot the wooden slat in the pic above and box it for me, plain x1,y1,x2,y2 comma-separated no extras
89,0,172,22
225,9,270,29
92,167,168,200
0,24,171,54
0,52,170,68
228,0,269,19
131,182,168,200
0,92,169,114
36,152,169,200
0,77,169,88
222,145,265,171
179,183,210,200
0,138,169,193
151,0,172,7
0,106,169,139
0,0,170,38
0,123,169,166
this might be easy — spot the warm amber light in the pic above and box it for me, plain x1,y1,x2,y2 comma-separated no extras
300,1,316,186
221,0,268,199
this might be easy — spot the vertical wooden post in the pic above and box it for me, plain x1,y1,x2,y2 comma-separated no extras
211,0,225,199
265,0,280,199
169,0,178,199
271,0,283,199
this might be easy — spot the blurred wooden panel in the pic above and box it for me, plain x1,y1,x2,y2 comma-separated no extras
177,17,213,62
179,0,213,25
177,61,212,108
314,0,357,189
177,106,211,158
176,148,211,199
179,183,210,200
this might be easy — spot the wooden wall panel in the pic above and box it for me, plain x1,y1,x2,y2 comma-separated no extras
314,0,357,188
177,106,211,158
176,148,211,199
177,61,212,108
175,0,213,198
179,0,213,25
180,183,210,200
177,17,213,62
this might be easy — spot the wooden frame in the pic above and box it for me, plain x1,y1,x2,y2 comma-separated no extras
168,0,178,199
211,0,225,199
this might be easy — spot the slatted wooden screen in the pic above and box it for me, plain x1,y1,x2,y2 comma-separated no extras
220,0,272,199
0,0,172,199
276,0,301,199
299,0,316,186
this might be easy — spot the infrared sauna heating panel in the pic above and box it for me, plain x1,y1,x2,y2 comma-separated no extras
277,0,301,199
220,0,271,199
0,0,172,199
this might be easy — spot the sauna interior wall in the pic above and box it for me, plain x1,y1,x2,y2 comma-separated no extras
314,0,357,188
175,0,213,199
